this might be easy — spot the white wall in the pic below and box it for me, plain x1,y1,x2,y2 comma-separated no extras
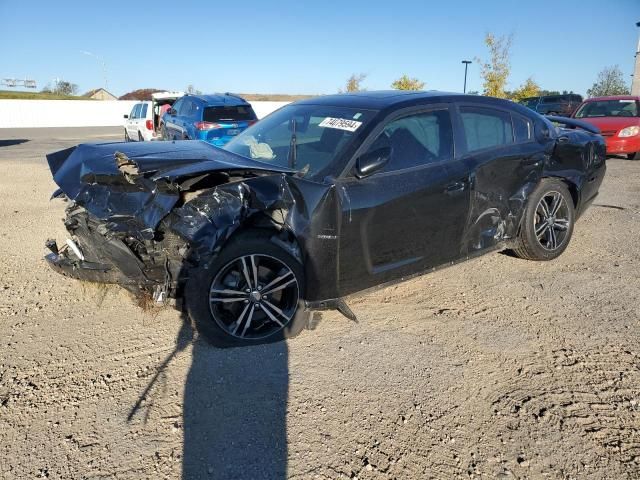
0,100,290,128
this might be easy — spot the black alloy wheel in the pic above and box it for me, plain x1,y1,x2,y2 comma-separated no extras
533,191,571,251
512,179,575,261
185,234,309,347
209,254,300,340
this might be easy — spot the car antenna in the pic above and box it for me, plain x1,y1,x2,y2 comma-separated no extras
288,118,297,169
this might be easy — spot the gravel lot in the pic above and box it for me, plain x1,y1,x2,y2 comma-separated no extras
0,128,638,479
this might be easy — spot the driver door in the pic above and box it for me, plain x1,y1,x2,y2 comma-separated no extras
337,106,471,295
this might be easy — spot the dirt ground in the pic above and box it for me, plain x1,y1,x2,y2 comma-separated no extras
0,128,638,480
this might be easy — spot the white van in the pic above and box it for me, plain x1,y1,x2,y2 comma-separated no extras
123,91,184,141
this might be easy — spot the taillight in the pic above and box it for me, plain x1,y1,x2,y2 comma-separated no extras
145,120,153,131
194,121,221,130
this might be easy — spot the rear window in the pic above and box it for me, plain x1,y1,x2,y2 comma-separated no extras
460,106,514,152
542,96,561,104
204,105,257,122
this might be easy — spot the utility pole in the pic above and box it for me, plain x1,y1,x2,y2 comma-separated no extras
81,51,108,91
632,22,640,95
461,60,472,94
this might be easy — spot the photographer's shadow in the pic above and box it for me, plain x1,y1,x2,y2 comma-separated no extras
183,321,289,479
129,317,289,480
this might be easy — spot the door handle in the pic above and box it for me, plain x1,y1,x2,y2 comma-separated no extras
445,181,466,194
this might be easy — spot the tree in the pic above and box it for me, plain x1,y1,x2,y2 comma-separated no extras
186,84,202,95
341,73,367,93
391,74,425,90
586,66,630,97
510,77,541,102
53,80,78,96
119,88,165,101
476,33,513,98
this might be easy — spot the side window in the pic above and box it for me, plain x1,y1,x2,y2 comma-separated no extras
140,103,148,119
460,106,513,152
512,114,532,143
171,98,183,115
132,104,142,119
129,105,138,118
365,109,453,173
178,99,190,116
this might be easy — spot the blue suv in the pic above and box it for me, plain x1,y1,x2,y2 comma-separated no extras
160,93,258,146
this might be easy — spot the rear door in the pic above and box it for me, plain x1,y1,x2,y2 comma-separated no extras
455,103,544,253
133,103,148,140
126,104,141,138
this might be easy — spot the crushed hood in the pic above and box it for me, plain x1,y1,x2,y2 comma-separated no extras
46,141,294,238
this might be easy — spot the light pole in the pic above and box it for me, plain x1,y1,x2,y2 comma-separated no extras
632,22,640,95
461,60,472,94
81,51,108,91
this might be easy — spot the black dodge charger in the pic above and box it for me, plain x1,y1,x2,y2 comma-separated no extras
45,91,606,347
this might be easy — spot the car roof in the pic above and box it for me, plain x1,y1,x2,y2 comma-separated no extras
583,95,640,102
295,90,521,111
187,93,250,106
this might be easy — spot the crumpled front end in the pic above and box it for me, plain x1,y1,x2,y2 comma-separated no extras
43,141,327,302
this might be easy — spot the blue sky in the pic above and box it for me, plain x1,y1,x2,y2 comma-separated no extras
1,0,638,97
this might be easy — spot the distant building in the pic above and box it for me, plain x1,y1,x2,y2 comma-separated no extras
83,88,117,101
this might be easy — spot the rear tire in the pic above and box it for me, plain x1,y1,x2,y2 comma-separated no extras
138,131,144,142
185,234,310,348
512,178,575,261
627,152,640,160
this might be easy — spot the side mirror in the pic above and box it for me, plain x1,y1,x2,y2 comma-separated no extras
168,108,176,116
356,146,391,178
123,114,129,119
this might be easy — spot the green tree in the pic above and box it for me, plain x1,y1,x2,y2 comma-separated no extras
586,66,630,97
391,74,425,90
476,33,513,98
510,77,541,102
341,73,367,93
53,80,78,96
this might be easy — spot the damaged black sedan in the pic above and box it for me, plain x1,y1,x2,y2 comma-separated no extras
45,91,606,347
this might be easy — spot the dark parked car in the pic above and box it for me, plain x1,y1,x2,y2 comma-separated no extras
160,93,257,146
45,91,606,347
522,94,583,117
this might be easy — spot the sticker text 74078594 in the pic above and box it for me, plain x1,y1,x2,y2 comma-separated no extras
318,117,363,132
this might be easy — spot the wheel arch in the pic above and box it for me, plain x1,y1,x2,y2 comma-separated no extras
540,175,580,209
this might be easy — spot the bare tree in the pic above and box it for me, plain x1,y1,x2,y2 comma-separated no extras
341,73,367,93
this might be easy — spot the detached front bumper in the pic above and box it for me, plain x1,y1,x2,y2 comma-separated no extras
45,251,137,285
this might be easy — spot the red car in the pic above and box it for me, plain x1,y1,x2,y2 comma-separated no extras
572,96,640,160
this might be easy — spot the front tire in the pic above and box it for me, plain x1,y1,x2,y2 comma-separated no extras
627,152,640,160
124,129,130,142
512,179,575,261
185,235,309,348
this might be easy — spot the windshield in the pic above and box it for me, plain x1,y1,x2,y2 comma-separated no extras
223,104,376,179
575,100,639,118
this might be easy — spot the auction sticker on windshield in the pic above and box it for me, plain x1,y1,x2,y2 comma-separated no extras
319,117,362,132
